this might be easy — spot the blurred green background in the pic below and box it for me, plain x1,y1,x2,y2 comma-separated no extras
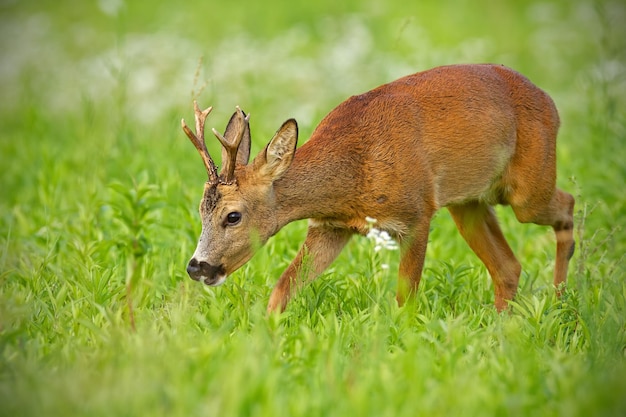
1,1,625,416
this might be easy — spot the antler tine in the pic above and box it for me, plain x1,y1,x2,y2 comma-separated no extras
212,106,250,183
181,101,219,183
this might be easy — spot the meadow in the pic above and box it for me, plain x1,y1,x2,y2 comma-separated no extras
1,0,625,416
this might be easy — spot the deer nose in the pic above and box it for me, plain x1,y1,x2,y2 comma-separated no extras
186,258,226,286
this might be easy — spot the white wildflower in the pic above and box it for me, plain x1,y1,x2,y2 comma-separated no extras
365,216,378,225
366,226,399,252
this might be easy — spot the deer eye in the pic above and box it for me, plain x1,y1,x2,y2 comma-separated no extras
225,211,242,226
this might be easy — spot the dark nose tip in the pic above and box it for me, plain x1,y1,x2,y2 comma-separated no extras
186,258,202,278
186,258,224,283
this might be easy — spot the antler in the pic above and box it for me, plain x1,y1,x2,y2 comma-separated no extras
212,106,250,183
181,101,219,183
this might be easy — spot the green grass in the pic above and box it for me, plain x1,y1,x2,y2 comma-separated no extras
1,1,625,416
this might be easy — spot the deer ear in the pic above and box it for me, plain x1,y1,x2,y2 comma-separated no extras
257,119,298,181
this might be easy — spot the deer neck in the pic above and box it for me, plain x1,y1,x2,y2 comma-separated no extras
272,143,355,228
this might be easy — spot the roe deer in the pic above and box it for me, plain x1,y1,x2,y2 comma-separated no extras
181,64,575,313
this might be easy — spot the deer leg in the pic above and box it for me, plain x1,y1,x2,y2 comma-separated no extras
267,224,353,313
447,202,522,312
512,188,575,293
396,219,432,306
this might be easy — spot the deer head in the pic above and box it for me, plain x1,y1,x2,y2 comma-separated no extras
181,101,298,286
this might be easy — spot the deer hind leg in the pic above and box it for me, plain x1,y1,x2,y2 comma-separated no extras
447,202,522,311
511,188,575,293
267,224,353,313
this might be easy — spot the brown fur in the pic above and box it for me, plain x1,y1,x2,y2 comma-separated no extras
183,64,575,313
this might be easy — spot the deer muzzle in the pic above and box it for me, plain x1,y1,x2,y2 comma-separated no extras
186,258,227,286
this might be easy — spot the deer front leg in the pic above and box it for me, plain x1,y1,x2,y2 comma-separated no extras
396,218,432,306
267,224,353,313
